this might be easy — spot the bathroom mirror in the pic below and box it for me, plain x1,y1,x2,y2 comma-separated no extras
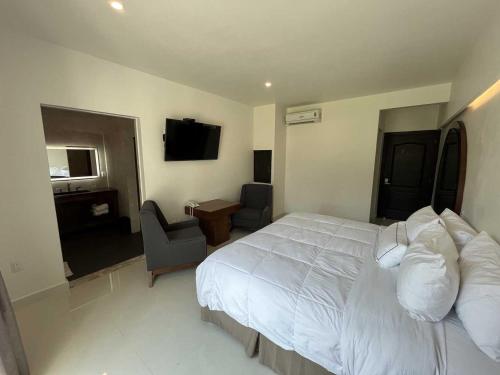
47,147,100,180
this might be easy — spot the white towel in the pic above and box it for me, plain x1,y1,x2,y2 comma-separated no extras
92,209,109,216
92,203,109,212
91,203,109,216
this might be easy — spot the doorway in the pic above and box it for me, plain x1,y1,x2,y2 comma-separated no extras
377,130,440,220
41,106,144,282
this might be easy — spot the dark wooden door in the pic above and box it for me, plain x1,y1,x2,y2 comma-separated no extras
378,130,440,220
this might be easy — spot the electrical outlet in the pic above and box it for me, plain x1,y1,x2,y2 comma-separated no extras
10,262,23,273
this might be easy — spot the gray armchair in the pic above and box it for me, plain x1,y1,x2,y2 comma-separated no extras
140,200,206,287
232,184,273,231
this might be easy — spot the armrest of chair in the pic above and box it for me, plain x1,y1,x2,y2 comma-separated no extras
167,225,206,244
167,216,200,231
165,227,207,265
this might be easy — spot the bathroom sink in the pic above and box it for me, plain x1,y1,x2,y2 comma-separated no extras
54,190,90,196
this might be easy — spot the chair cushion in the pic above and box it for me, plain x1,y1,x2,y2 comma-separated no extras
233,208,262,222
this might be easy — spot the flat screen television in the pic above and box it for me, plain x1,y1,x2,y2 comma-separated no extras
164,118,221,161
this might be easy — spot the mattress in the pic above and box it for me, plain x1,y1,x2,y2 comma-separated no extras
197,212,381,373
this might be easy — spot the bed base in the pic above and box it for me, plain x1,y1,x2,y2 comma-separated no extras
201,307,333,375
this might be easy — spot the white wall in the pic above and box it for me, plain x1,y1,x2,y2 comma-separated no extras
103,119,141,233
380,104,442,133
253,105,276,150
285,84,451,222
441,12,500,240
253,104,275,202
458,94,500,241
445,15,500,119
0,30,253,300
273,105,286,218
252,104,287,218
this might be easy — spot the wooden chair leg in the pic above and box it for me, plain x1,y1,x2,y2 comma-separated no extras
149,263,200,287
148,271,155,288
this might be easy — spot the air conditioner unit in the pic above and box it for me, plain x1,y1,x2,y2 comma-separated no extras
285,109,321,125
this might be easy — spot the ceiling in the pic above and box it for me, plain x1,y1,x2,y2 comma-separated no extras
1,0,498,106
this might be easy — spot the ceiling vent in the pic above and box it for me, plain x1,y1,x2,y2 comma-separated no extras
285,109,321,125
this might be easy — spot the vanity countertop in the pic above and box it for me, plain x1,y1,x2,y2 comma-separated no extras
53,188,117,200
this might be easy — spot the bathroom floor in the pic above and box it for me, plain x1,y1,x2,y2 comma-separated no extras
61,227,143,281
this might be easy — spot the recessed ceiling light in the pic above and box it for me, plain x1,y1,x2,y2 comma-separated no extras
110,1,124,11
265,82,272,88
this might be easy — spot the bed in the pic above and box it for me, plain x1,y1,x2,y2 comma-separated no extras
196,213,500,375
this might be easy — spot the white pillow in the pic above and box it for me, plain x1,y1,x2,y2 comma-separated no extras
455,231,500,361
440,208,477,251
397,223,459,322
405,206,443,242
376,222,408,268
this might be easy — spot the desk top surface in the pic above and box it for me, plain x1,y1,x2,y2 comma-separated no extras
193,199,240,213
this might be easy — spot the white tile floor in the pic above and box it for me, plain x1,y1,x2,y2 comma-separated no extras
14,231,273,375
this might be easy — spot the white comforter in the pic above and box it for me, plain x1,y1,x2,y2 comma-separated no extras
197,212,500,374
196,213,380,373
340,255,447,375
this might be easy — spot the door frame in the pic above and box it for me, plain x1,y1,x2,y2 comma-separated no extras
377,130,441,219
40,103,145,280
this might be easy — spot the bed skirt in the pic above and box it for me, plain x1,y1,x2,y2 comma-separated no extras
201,306,259,357
201,307,333,375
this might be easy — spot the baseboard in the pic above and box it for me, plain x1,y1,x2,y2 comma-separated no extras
272,212,287,221
12,280,69,308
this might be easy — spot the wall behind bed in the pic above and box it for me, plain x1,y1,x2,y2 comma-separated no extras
284,84,450,222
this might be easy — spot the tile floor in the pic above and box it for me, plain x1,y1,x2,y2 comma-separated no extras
61,227,143,281
14,230,272,375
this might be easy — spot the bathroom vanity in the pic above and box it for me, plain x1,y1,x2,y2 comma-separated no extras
54,188,118,236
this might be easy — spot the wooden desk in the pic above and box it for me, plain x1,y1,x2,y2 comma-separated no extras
185,199,240,246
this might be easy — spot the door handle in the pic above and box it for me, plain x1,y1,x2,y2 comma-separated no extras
384,178,391,185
